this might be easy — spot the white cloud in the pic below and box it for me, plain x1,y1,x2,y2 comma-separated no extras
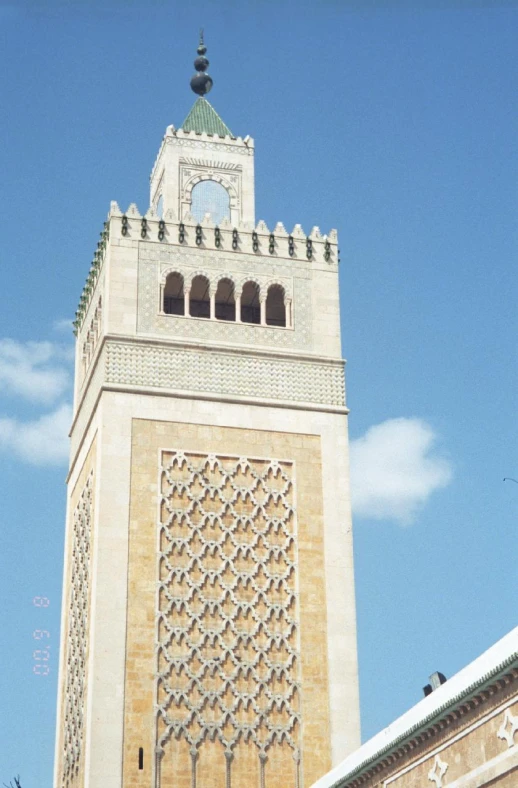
53,318,74,334
0,403,71,465
350,417,452,525
0,338,73,404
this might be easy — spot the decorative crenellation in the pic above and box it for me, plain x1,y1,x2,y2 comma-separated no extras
111,201,338,266
61,473,93,786
156,451,301,784
104,340,346,408
73,221,109,336
150,126,255,184
73,201,337,338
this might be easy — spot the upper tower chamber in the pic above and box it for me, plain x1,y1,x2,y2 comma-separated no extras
150,33,255,226
71,37,343,416
56,36,359,788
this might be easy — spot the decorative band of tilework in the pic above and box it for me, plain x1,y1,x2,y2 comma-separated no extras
105,341,345,408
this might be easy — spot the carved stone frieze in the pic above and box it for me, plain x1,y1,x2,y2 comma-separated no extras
166,137,254,156
104,341,346,408
180,157,242,170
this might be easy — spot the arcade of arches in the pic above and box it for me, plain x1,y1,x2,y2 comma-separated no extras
162,272,292,328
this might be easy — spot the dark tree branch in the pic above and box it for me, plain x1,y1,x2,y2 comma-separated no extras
3,778,21,788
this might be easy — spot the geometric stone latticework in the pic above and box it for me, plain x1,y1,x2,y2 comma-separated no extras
62,472,93,786
105,341,346,408
156,451,301,787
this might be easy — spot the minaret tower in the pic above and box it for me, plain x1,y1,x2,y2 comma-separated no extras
54,36,360,788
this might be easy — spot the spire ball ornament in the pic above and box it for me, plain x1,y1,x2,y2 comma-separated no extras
190,31,213,97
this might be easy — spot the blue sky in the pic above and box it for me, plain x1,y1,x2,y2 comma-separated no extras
0,1,517,785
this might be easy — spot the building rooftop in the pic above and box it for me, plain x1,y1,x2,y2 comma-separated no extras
312,626,518,788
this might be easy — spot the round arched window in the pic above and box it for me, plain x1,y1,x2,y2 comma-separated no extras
191,180,230,225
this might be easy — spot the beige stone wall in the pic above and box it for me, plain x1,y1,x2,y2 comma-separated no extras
493,769,518,787
64,390,359,784
122,419,332,788
54,435,97,788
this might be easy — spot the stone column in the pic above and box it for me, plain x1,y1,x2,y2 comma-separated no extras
184,288,190,317
159,284,164,314
235,294,241,323
260,298,266,326
285,298,293,329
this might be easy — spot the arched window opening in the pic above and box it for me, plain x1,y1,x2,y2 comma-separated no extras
215,279,236,322
156,195,164,218
266,285,286,327
190,275,210,319
191,180,230,225
163,272,184,315
241,282,261,324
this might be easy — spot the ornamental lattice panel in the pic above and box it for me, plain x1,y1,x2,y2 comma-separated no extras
62,472,93,786
156,451,301,786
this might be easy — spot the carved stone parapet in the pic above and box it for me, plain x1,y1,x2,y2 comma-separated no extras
108,202,338,266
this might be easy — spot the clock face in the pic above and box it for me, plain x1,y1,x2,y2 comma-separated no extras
191,180,231,225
